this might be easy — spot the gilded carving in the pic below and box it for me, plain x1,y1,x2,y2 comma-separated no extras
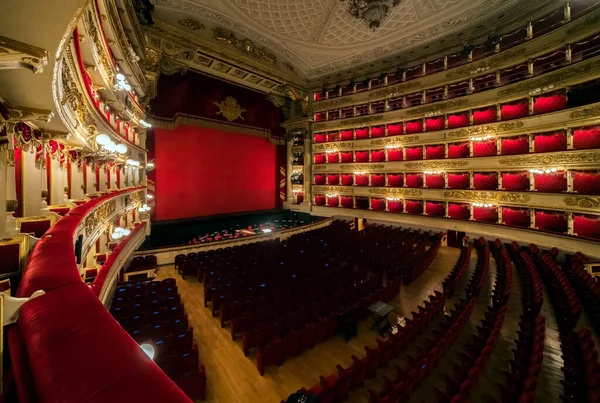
447,122,524,138
314,96,352,111
213,97,246,122
212,28,276,65
84,9,114,83
368,80,422,99
368,188,423,197
499,150,600,166
313,142,354,151
405,160,469,169
315,114,383,131
563,196,600,210
370,136,419,146
178,18,205,31
408,98,469,116
445,190,530,203
446,48,527,79
570,105,600,119
312,186,353,194
6,149,14,167
339,163,385,170
313,165,327,171
6,199,18,213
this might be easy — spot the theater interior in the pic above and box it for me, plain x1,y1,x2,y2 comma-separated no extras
1,0,600,402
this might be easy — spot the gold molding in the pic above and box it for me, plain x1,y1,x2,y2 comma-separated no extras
313,165,327,171
0,234,28,276
339,163,385,170
0,36,48,73
405,160,469,170
444,190,531,203
367,188,423,197
213,97,246,122
314,142,354,151
314,114,383,131
370,136,420,146
447,122,524,139
7,105,54,123
564,196,600,210
499,150,600,166
407,98,469,116
570,105,600,119
312,186,353,194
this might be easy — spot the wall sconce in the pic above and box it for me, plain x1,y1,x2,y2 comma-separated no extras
325,149,338,153
127,159,141,167
326,193,338,198
529,167,559,174
115,73,132,92
385,145,401,149
354,171,367,175
471,135,495,141
147,162,155,168
386,197,401,201
139,119,152,128
138,204,151,213
472,202,494,208
146,194,154,200
96,134,128,155
528,84,554,95
424,170,443,175
111,226,131,240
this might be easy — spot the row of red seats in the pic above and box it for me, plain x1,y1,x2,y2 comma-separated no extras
258,279,402,376
563,255,600,335
465,239,491,299
511,244,544,317
126,254,158,273
442,245,472,298
561,328,600,403
298,289,446,403
401,239,442,285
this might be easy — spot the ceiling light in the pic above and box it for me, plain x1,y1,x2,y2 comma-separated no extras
140,343,155,360
116,73,125,81
342,0,402,30
116,144,128,154
96,134,110,146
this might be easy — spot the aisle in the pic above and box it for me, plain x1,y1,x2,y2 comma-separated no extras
155,247,460,403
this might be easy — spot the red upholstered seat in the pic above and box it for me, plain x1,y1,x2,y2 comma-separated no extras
14,282,191,403
20,220,52,238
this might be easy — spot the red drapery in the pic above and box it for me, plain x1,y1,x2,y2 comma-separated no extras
327,174,339,185
371,150,385,162
314,174,326,185
448,142,469,159
473,206,498,222
314,154,326,164
448,203,470,219
371,198,385,211
341,174,353,186
448,113,469,128
533,92,567,115
314,195,326,206
341,196,353,208
535,211,567,233
573,171,600,194
406,174,423,188
501,100,529,121
341,130,354,141
355,128,369,139
473,107,497,125
426,201,445,217
314,133,326,143
448,173,470,189
355,151,369,162
533,131,567,153
341,152,353,163
327,153,339,163
387,149,403,161
371,126,385,138
14,148,23,217
425,174,445,188
406,200,423,214
387,123,403,136
387,174,403,187
425,117,444,132
501,136,529,155
502,172,530,190
327,132,339,142
406,120,423,134
502,207,530,227
327,196,339,207
473,173,498,190
534,172,567,192
573,126,600,149
370,174,385,187
405,147,423,161
388,200,403,212
355,174,369,186
573,215,600,240
473,140,497,157
426,145,445,160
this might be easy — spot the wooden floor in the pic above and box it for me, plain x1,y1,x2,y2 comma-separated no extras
155,244,588,403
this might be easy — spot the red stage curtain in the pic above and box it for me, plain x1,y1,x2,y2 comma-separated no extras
406,200,423,215
406,120,423,134
314,93,323,101
473,173,498,190
426,145,445,160
448,142,469,159
371,174,385,187
314,113,324,122
535,211,567,233
405,147,423,161
314,133,326,143
387,123,403,136
502,207,530,227
573,126,600,150
314,154,326,164
502,172,530,190
388,200,403,212
341,130,354,141
296,192,303,203
474,206,498,223
341,174,353,186
448,113,469,128
426,201,445,217
355,175,369,186
341,152,353,163
387,149,403,161
327,153,339,163
425,116,444,132
573,215,600,240
534,172,567,192
355,128,369,139
341,196,354,208
448,173,470,189
448,203,470,220
371,198,385,211
473,107,497,125
501,100,529,121
327,196,339,207
388,174,404,187
425,174,445,188
14,148,22,217
501,136,529,155
314,174,326,185
327,174,339,185
573,171,600,194
327,132,339,142
371,150,385,162
406,174,423,188
533,131,567,153
473,140,497,157
355,151,369,162
371,126,385,138
533,92,567,115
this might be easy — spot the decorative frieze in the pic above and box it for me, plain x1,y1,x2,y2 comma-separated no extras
314,114,383,131
499,150,600,166
312,186,353,194
563,196,600,210
447,122,525,138
367,188,423,197
339,163,385,171
407,98,469,116
446,48,527,79
444,190,531,203
405,161,469,170
370,136,420,146
313,142,354,151
570,105,600,119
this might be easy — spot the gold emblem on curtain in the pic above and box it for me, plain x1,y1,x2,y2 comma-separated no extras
214,97,246,122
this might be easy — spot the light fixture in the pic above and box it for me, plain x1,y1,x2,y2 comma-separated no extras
96,134,110,146
147,162,155,168
326,193,339,198
341,0,402,30
529,167,559,174
115,144,128,154
354,171,367,175
325,149,338,153
115,73,133,92
139,119,152,128
386,197,401,201
138,204,151,213
140,343,155,360
116,73,125,81
471,135,495,142
385,145,401,149
127,159,141,167
472,202,494,208
424,170,443,175
263,228,272,233
147,194,154,199
104,140,117,153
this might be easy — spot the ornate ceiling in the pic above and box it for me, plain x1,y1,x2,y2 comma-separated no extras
151,0,559,81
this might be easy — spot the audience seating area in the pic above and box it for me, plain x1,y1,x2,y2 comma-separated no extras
109,278,207,400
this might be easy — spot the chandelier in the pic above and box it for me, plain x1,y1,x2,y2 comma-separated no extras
341,0,401,30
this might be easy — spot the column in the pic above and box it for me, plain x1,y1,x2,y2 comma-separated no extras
325,111,329,120
402,97,408,108
353,105,357,116
469,172,474,189
469,203,474,220
444,173,449,189
385,173,389,187
444,114,448,129
286,139,293,203
526,22,533,40
383,75,388,86
422,62,426,76
4,125,17,235
469,109,474,125
385,198,389,212
384,99,389,111
421,90,427,104
567,170,574,192
496,104,502,121
529,172,535,191
368,197,372,210
528,97,534,115
443,56,448,70
529,208,536,228
496,138,502,155
565,44,572,64
495,70,501,85
444,85,449,99
402,71,407,81
497,171,502,189
444,144,449,158
40,140,49,214
528,133,534,152
564,2,571,22
527,59,534,76
368,80,372,90
469,141,474,157
567,212,574,235
468,79,474,94
368,103,372,115
567,128,573,149
402,122,407,135
303,132,312,207
445,202,449,218
498,205,503,224
353,84,357,93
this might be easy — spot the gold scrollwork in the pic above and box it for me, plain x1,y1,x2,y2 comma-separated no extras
447,122,523,138
214,97,246,122
367,188,423,197
407,99,469,116
368,80,422,99
405,160,469,170
445,190,531,203
313,165,327,171
570,105,600,119
312,186,353,194
313,142,354,151
339,163,385,170
563,196,600,210
370,136,420,146
499,150,600,166
315,114,383,131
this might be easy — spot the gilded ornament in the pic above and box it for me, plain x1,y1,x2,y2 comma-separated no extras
313,165,327,171
367,188,423,197
314,142,353,151
445,190,530,203
570,105,600,119
405,161,469,170
447,122,523,138
339,163,385,170
446,48,526,79
214,97,246,122
314,96,352,111
6,149,15,167
178,18,205,31
499,150,600,166
312,186,353,194
408,99,469,116
6,199,18,213
563,196,600,210
370,136,419,146
368,80,422,99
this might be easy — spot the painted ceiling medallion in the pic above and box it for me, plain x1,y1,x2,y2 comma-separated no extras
214,97,246,122
341,0,402,30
